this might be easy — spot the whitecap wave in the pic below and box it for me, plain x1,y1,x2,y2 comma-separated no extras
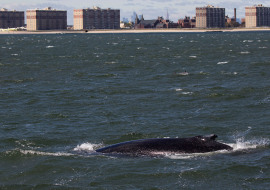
73,143,101,153
19,149,74,157
181,92,193,95
10,143,102,157
176,72,189,76
175,88,183,92
105,61,117,64
229,137,269,151
240,51,250,54
229,127,269,151
243,40,254,43
217,61,228,65
260,95,270,104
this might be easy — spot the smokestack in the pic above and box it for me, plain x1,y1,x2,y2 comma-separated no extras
166,9,169,21
234,8,237,20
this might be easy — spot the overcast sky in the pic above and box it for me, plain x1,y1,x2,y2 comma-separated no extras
1,0,269,24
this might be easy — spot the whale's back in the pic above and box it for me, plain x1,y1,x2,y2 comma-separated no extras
96,135,232,156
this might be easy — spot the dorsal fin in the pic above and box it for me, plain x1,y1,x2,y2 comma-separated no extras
195,134,218,141
205,134,218,140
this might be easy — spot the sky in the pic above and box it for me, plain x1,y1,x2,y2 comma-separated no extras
1,0,269,25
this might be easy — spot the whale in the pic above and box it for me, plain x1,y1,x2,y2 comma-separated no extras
96,134,233,156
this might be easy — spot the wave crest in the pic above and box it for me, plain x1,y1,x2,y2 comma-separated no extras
230,137,270,151
73,143,101,153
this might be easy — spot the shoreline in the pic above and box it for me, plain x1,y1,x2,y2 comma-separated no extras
1,28,270,35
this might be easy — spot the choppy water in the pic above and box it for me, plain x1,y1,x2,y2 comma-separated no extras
0,32,270,189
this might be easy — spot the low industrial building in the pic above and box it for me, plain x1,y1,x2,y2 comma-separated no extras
178,16,196,28
73,7,120,30
134,15,177,29
0,8,24,29
26,7,67,30
245,4,270,28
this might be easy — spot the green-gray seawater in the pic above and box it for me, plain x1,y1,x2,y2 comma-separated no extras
0,32,270,189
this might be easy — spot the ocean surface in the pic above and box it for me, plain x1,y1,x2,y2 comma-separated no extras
0,31,270,189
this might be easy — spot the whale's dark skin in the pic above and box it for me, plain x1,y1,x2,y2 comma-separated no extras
96,134,233,156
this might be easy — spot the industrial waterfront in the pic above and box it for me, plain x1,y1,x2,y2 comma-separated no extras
1,4,270,31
